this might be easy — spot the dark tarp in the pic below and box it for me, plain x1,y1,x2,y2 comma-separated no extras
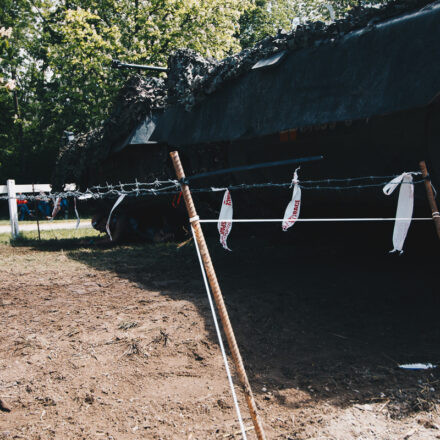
140,3,440,146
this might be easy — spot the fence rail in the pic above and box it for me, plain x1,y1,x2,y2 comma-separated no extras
3,180,76,238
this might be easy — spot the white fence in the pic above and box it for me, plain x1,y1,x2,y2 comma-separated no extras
1,180,76,238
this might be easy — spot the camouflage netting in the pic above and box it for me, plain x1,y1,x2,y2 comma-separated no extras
167,0,438,110
166,49,218,108
52,75,166,189
53,0,437,188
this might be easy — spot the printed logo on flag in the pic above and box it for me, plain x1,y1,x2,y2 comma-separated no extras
282,170,301,231
218,190,233,250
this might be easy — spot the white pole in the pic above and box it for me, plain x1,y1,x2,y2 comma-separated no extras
7,179,19,238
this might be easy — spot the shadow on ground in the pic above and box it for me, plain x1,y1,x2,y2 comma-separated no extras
13,220,440,417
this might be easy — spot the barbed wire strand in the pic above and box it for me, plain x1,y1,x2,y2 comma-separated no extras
1,172,430,202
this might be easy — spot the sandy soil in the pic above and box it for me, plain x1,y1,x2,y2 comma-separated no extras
0,222,439,439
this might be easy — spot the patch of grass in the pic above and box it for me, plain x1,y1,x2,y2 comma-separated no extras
0,218,91,225
0,228,102,248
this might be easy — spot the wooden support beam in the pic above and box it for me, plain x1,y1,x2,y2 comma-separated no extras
419,160,440,240
170,151,267,440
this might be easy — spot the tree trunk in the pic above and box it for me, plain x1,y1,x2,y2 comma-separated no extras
11,69,26,178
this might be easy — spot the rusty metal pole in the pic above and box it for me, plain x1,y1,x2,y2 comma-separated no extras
170,151,267,440
419,160,440,240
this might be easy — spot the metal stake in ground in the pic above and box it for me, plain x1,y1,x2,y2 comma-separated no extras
419,160,440,240
170,151,267,440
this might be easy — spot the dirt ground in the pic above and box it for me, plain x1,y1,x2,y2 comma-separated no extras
0,221,439,439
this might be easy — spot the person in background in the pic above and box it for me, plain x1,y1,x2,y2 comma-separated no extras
36,192,51,219
50,197,69,220
17,193,33,220
60,198,69,219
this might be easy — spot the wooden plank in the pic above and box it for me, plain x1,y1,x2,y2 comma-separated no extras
16,184,52,193
419,160,440,240
0,183,76,194
7,180,19,238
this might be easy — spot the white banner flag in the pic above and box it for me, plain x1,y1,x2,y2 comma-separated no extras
74,198,80,229
50,197,61,220
218,190,233,250
383,172,414,254
282,169,301,231
106,194,126,241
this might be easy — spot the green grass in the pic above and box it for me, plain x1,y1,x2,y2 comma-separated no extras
0,218,91,225
0,228,102,247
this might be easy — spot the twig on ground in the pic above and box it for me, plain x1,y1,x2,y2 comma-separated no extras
0,399,11,412
222,425,254,438
378,399,390,412
118,321,138,330
330,333,349,340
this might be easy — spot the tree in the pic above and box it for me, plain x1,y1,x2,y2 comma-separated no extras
128,0,250,62
40,0,250,136
9,0,252,183
0,0,41,180
0,0,391,184
239,0,381,48
0,27,15,91
43,7,124,133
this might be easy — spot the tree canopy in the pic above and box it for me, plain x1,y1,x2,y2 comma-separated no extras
1,0,381,183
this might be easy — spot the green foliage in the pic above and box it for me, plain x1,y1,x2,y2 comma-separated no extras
126,0,250,61
0,0,389,183
0,0,39,178
239,0,295,48
4,228,101,247
0,26,13,171
0,27,12,86
238,0,383,48
44,7,124,133
0,0,252,183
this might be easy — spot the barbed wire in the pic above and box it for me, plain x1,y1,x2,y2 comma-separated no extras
193,178,425,193
0,173,427,201
89,179,178,191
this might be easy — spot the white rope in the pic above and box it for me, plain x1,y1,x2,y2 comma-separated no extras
190,226,247,440
198,217,433,223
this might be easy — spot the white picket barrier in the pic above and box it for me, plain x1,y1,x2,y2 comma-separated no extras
1,180,76,238
6,180,19,238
